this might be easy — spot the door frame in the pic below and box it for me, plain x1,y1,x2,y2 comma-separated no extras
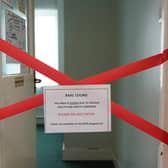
28,0,35,61
158,0,168,167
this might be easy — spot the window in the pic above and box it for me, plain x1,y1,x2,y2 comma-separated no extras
35,9,58,87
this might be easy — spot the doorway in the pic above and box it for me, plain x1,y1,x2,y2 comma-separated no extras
35,0,58,125
34,0,163,168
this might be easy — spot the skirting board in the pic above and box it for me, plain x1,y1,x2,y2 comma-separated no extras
63,146,120,167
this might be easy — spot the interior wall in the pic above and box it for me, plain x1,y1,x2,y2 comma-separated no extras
112,0,162,167
63,0,119,158
35,0,57,9
62,0,161,166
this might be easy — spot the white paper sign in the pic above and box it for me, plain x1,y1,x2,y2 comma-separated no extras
44,85,111,133
5,10,26,63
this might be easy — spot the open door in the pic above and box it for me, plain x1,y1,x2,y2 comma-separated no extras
0,0,36,168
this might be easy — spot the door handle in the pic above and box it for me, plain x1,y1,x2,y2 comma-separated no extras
34,78,42,84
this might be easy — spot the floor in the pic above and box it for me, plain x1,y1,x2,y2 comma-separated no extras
36,125,115,168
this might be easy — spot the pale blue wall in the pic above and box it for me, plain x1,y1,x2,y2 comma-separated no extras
63,0,118,153
112,0,162,167
51,0,161,167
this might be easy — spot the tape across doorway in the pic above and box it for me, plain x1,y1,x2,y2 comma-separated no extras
0,38,168,145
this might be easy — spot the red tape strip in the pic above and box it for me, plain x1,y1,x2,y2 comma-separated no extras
0,39,168,85
80,52,168,84
1,95,168,145
0,95,43,119
0,39,168,145
0,39,76,85
112,102,168,145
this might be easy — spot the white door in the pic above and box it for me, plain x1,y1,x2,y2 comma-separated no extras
0,1,36,168
158,0,168,168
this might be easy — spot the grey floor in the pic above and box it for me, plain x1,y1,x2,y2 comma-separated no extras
36,125,115,168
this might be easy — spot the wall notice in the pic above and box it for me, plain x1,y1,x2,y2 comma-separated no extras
5,9,26,63
14,76,24,87
44,85,111,133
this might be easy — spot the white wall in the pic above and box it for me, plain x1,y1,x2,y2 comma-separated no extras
35,0,57,9
63,0,118,160
112,0,162,167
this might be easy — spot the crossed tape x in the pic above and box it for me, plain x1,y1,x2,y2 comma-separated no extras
0,39,168,145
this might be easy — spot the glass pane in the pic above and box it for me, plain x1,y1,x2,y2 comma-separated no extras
1,0,29,75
